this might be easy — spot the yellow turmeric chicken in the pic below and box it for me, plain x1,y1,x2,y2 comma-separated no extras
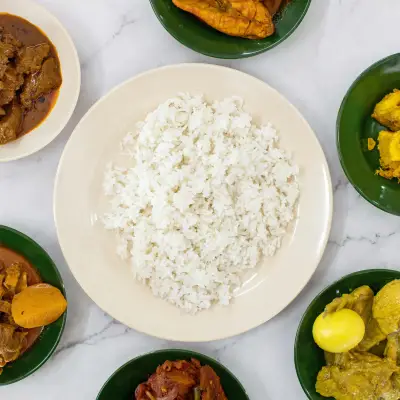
172,0,275,39
315,280,400,400
369,90,400,182
372,89,400,131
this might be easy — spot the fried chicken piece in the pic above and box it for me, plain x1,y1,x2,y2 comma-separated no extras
372,89,400,131
172,0,274,39
316,351,400,400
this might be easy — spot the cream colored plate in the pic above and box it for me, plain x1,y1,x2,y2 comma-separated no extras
54,64,332,342
0,0,80,162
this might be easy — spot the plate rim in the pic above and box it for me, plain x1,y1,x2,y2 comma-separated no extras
0,0,81,162
149,0,312,59
54,63,333,342
96,348,250,400
0,225,67,385
336,53,400,215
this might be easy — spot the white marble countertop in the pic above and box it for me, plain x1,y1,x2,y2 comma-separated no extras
1,0,400,398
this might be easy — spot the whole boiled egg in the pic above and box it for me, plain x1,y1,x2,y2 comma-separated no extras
312,309,365,353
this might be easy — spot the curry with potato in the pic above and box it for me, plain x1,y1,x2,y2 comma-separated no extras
0,246,67,374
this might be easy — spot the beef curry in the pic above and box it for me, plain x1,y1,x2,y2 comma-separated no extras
0,247,67,374
0,13,62,145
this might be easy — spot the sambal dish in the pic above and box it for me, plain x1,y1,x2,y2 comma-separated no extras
0,246,67,374
0,13,62,145
135,359,228,400
171,0,288,40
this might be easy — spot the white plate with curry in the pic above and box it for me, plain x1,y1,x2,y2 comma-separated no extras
54,64,332,342
0,0,80,162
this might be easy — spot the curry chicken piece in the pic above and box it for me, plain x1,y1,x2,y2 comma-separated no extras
172,0,274,39
0,324,27,374
263,0,284,15
316,351,400,400
373,280,400,336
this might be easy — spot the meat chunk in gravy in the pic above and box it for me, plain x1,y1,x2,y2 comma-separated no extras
0,66,24,107
20,57,61,108
0,102,22,145
16,43,50,75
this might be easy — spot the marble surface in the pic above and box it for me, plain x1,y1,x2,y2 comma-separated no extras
1,0,400,398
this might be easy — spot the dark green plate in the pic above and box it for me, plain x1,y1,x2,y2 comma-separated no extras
294,269,400,400
97,349,249,399
150,0,311,59
0,225,67,385
337,54,400,215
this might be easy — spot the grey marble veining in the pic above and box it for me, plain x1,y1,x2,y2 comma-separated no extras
1,0,400,398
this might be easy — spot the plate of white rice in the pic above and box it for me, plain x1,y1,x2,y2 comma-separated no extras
54,64,332,341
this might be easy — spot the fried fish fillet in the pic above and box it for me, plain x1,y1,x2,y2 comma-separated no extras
173,0,275,39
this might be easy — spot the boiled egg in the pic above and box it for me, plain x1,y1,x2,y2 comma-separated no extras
312,309,365,353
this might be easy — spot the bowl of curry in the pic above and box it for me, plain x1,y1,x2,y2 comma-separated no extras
295,269,400,400
150,0,311,59
0,225,67,385
337,53,400,215
97,349,249,400
0,0,80,162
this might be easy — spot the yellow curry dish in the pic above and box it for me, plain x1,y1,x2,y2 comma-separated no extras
172,0,286,39
0,246,67,374
370,90,400,182
312,280,400,400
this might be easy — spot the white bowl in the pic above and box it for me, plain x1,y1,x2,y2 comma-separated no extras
0,0,81,162
54,64,332,342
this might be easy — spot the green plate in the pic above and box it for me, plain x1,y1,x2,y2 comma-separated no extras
97,349,249,399
150,0,311,59
337,54,400,215
0,225,67,385
294,269,400,400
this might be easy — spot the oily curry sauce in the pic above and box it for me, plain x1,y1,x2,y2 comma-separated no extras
0,247,42,353
0,13,62,142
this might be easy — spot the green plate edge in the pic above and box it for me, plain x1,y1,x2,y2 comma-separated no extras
97,349,250,400
149,0,312,59
337,53,400,215
0,225,67,385
294,269,400,400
